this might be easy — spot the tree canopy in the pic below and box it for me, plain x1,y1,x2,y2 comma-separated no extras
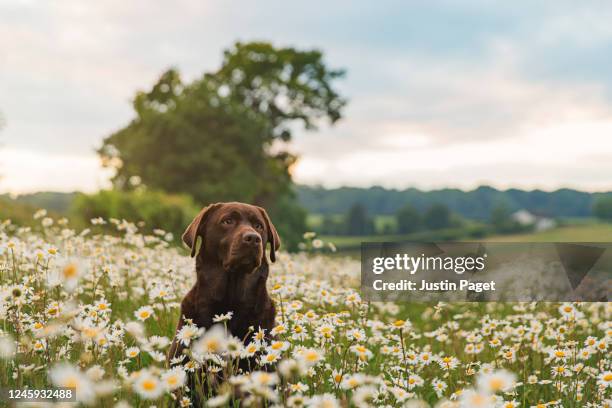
98,42,346,249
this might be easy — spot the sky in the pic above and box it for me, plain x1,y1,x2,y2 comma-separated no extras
2,0,612,194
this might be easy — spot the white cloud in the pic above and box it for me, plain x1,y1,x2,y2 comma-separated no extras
0,148,112,194
2,0,612,193
293,120,612,191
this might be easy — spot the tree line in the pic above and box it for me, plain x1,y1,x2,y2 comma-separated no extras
297,185,612,220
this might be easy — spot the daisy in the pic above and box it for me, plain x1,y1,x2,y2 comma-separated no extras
419,351,433,365
406,374,424,390
296,348,324,366
391,319,411,330
459,389,495,408
250,371,279,387
176,324,203,346
289,382,309,393
0,336,16,359
213,311,233,322
192,324,228,355
292,324,309,341
260,351,282,365
599,371,612,389
267,340,290,353
242,342,260,358
161,367,186,391
133,370,164,400
352,385,378,407
49,363,95,404
477,369,517,394
438,356,460,370
279,358,305,378
125,346,140,358
134,305,154,321
306,393,340,408
432,378,448,397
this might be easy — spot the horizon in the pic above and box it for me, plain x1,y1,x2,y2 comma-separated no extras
6,183,612,199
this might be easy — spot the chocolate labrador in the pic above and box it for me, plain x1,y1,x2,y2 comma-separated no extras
168,202,280,363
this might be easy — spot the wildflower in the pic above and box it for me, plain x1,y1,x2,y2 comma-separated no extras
352,385,378,407
267,340,290,353
347,328,365,341
126,347,140,358
161,367,186,391
549,348,569,361
391,319,411,330
351,344,374,361
133,370,164,400
250,371,279,387
341,374,366,390
307,393,340,408
34,209,47,219
459,389,494,408
86,365,105,381
289,382,309,393
292,324,309,341
551,365,569,378
125,321,145,339
213,311,233,322
599,371,612,389
438,356,460,370
390,386,411,402
46,259,82,291
279,358,306,379
477,369,517,394
406,374,424,389
176,324,203,347
192,324,228,355
432,378,448,397
316,324,334,341
419,351,433,365
49,363,95,404
260,351,282,365
207,393,230,407
95,300,111,313
254,327,268,341
242,342,260,358
150,285,172,300
134,306,154,321
288,394,307,407
0,336,16,359
296,348,324,367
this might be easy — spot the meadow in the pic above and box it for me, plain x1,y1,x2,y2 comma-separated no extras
313,222,612,256
0,212,610,407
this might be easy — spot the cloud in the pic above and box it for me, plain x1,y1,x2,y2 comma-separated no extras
0,148,112,194
2,0,612,192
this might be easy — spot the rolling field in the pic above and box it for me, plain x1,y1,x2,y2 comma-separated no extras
315,223,612,256
485,224,612,242
0,213,610,406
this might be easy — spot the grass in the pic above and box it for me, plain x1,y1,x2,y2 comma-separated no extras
485,223,612,242
306,213,398,233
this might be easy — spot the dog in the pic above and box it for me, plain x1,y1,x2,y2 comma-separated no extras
168,202,280,365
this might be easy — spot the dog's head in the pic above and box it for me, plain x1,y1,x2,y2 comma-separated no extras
182,202,280,272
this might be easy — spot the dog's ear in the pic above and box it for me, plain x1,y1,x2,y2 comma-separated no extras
257,206,281,263
182,203,222,257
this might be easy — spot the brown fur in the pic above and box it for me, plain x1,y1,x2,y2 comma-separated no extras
168,202,280,364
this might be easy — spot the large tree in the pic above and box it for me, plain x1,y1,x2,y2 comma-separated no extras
98,42,346,248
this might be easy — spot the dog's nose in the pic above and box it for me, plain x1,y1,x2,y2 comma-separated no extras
243,231,261,246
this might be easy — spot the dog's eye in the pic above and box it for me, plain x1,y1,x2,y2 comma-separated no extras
221,218,234,225
254,222,264,230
